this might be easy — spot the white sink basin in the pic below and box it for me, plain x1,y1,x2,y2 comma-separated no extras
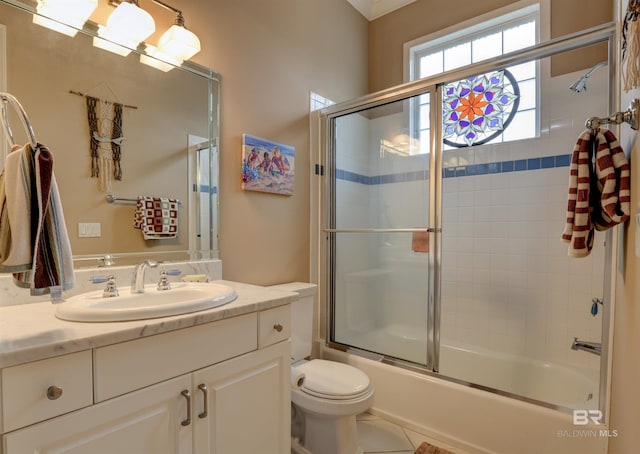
56,282,237,322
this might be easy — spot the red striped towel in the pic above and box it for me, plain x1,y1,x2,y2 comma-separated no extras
562,130,593,257
562,129,630,257
593,129,631,230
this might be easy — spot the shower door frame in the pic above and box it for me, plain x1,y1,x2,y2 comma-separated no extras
319,22,618,416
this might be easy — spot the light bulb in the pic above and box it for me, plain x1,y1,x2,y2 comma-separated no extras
158,24,201,63
93,1,155,56
33,0,98,37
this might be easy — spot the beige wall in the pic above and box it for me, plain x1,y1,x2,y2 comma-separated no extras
608,3,640,452
368,0,612,92
186,0,369,285
609,132,640,451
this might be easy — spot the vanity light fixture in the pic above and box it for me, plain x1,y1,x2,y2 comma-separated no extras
93,0,155,56
151,0,201,63
32,0,98,37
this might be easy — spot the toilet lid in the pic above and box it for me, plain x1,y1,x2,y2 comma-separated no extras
296,360,371,399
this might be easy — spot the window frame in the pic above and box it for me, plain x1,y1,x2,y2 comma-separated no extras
405,2,543,152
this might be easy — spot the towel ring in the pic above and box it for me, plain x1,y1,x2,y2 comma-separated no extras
0,92,38,148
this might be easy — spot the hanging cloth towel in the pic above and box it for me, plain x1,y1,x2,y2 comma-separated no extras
562,129,631,257
134,196,179,240
562,130,594,257
0,143,74,297
592,129,631,230
0,145,33,272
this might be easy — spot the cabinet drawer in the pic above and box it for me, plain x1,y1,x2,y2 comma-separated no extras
94,313,257,402
2,350,93,432
258,304,291,348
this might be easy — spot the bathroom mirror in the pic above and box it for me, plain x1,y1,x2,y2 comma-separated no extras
0,0,220,267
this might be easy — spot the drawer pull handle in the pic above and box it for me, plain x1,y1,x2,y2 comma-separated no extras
198,384,208,419
274,323,284,332
181,390,191,426
47,386,63,400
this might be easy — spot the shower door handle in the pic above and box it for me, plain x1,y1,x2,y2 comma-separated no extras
323,228,435,233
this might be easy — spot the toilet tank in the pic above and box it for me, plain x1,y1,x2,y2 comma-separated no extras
268,282,317,361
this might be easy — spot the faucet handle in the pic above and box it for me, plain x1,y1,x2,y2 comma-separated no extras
157,270,172,291
102,275,119,298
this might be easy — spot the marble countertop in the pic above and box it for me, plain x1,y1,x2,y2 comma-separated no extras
0,280,298,369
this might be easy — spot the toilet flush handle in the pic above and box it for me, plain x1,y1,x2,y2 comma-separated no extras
274,323,284,332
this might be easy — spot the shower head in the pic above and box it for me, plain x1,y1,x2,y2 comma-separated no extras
569,61,608,93
569,77,588,93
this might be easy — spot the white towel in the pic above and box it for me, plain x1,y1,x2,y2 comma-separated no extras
1,143,74,298
0,145,33,272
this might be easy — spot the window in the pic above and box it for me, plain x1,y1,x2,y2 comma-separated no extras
310,91,335,112
407,3,540,152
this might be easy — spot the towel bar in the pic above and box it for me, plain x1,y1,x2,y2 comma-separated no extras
106,194,182,205
585,98,639,131
0,92,38,148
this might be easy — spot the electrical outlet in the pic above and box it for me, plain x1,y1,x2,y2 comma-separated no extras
78,222,101,238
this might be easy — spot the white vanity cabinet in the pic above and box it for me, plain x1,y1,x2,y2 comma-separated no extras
193,341,291,453
4,373,194,453
1,304,292,454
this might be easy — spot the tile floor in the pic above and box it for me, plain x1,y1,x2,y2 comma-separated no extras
357,412,463,454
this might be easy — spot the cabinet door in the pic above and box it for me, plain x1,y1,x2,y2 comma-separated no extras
4,374,192,454
193,341,290,454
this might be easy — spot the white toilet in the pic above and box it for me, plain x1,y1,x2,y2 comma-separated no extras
270,282,374,454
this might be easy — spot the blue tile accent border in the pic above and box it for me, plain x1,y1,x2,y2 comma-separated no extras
196,184,218,194
336,154,571,184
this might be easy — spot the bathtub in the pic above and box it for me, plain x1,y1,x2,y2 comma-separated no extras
338,324,599,411
322,331,609,454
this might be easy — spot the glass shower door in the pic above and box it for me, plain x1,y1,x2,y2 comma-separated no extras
323,25,615,415
329,96,432,366
436,48,608,409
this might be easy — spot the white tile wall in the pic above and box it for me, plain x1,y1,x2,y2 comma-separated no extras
440,166,604,371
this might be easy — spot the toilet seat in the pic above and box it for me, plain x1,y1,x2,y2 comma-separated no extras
296,360,371,400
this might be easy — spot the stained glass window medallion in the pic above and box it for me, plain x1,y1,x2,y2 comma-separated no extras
442,69,520,147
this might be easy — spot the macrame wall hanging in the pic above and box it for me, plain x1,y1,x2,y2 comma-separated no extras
622,0,640,92
69,88,136,193
85,95,125,193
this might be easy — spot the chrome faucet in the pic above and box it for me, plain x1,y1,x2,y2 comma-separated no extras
571,337,601,356
131,260,158,294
